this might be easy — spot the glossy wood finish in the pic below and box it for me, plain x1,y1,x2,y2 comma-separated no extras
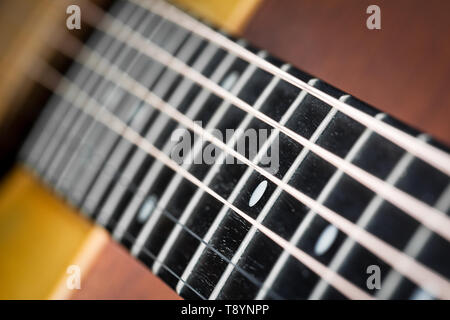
0,166,180,299
0,166,94,299
243,0,450,145
69,239,181,300
171,0,262,34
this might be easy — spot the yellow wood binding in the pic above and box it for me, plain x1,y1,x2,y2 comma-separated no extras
170,0,262,34
0,166,107,299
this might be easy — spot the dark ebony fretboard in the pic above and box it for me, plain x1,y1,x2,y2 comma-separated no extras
21,0,450,300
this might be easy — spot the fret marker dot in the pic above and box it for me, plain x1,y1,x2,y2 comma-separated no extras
220,71,239,91
249,180,268,207
410,288,434,300
314,224,338,256
137,195,158,223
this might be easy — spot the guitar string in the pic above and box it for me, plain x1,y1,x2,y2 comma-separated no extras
36,0,450,298
67,46,450,300
79,2,450,245
131,0,450,177
29,58,373,300
38,9,450,298
29,57,450,299
32,10,285,299
39,8,450,296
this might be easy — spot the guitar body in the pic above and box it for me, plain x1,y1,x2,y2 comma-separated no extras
0,0,448,299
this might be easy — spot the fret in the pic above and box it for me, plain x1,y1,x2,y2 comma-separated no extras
308,116,416,299
80,18,181,215
23,95,67,167
54,6,152,198
150,63,292,278
71,15,190,212
249,109,382,299
126,51,266,255
37,57,113,181
41,4,140,186
207,77,322,299
31,29,115,175
110,42,228,239
93,31,212,226
209,93,345,299
205,69,311,299
108,45,236,241
131,55,293,288
377,184,450,299
219,94,383,300
63,7,164,206
311,132,449,299
81,42,217,217
172,80,342,298
18,0,450,300
24,1,131,170
69,23,202,206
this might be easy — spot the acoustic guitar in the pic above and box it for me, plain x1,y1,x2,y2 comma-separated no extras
0,0,449,300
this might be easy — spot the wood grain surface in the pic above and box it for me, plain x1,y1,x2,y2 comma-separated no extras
243,0,450,145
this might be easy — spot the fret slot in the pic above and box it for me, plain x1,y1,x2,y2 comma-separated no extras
104,52,241,231
130,56,286,280
90,19,195,224
72,34,206,206
109,45,235,242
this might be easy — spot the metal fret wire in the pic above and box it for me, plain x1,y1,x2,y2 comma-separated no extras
255,110,386,299
132,54,273,261
75,44,450,298
81,17,182,216
185,76,322,299
112,43,238,240
26,58,286,299
375,185,450,299
54,5,154,195
126,57,262,252
44,40,450,298
82,28,197,215
151,63,297,282
60,0,450,298
28,93,286,299
28,6,287,298
93,5,450,245
40,2,141,185
68,8,450,298
68,10,167,205
25,26,116,171
93,25,195,223
308,134,428,299
84,38,220,219
95,36,237,226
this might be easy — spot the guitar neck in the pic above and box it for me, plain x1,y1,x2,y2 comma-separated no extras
20,0,450,300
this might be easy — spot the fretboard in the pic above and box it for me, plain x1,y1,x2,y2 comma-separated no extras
20,0,450,300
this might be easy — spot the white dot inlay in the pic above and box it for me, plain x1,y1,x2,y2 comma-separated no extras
220,71,239,91
410,287,434,300
137,195,158,223
314,224,339,256
249,180,268,207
